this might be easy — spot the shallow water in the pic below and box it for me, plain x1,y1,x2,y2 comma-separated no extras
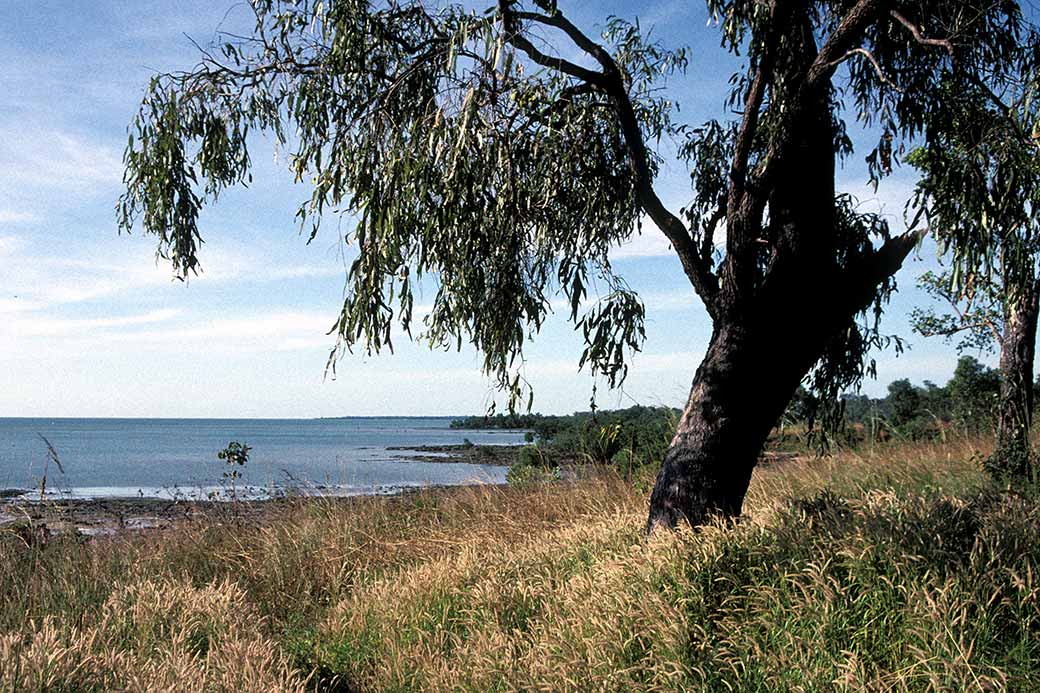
0,417,523,499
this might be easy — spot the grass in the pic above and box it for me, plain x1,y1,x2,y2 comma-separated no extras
1,436,1038,691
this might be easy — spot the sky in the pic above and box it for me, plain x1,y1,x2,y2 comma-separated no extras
0,0,991,418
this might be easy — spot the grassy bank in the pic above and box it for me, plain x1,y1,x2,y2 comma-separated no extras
1,437,1038,691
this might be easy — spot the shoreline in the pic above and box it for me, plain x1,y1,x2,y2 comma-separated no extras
0,480,505,540
0,444,527,539
0,447,800,539
0,443,526,501
387,442,525,465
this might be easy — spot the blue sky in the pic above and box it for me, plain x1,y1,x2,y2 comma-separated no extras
0,0,984,418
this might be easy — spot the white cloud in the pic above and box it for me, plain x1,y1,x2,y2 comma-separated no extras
0,234,24,256
0,305,339,361
3,254,174,313
611,229,677,259
44,310,336,352
0,210,37,224
0,126,123,192
1,238,348,318
9,308,181,338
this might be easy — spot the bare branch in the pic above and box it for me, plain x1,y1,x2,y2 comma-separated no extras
889,9,954,56
513,11,615,72
828,47,903,92
498,2,608,87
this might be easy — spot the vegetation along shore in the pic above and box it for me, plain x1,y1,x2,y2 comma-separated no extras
2,434,1037,690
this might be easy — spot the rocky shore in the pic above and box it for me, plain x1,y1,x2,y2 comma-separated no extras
388,443,524,465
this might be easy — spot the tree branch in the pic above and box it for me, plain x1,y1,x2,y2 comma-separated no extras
806,0,890,90
888,9,954,56
846,227,926,313
746,0,890,217
513,11,615,72
728,0,780,216
701,204,726,268
502,32,607,87
499,0,721,316
828,47,902,92
498,2,608,87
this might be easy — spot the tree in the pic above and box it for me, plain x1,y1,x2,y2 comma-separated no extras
118,0,1023,529
946,356,1001,436
918,379,952,424
886,379,921,430
909,28,1040,480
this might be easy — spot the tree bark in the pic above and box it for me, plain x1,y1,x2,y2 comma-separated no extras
646,321,813,529
992,282,1040,479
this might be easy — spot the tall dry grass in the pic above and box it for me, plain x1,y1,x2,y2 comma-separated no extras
1,437,1037,691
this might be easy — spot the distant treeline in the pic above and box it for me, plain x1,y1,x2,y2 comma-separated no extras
836,355,1003,440
453,406,679,483
452,406,680,445
450,413,554,433
454,355,1008,483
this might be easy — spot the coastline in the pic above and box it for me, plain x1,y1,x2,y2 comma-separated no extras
387,442,524,465
0,480,509,540
0,443,527,539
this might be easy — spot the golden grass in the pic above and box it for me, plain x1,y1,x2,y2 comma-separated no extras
1,437,1037,692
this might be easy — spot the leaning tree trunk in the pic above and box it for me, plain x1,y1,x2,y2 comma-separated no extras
644,259,913,531
645,319,818,529
991,282,1040,481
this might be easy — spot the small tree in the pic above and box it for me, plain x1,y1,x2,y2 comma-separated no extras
910,27,1040,480
946,356,1001,438
886,379,921,431
217,441,251,500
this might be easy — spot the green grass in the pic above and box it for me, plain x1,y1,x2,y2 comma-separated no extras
1,437,1038,691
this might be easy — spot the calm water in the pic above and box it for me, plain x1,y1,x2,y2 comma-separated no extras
0,418,525,500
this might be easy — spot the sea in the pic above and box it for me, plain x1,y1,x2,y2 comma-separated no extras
0,417,526,501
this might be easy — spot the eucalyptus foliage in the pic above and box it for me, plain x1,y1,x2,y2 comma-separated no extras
119,0,1027,424
908,19,1040,345
908,21,1040,476
910,27,1040,303
120,0,693,409
911,269,1004,354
